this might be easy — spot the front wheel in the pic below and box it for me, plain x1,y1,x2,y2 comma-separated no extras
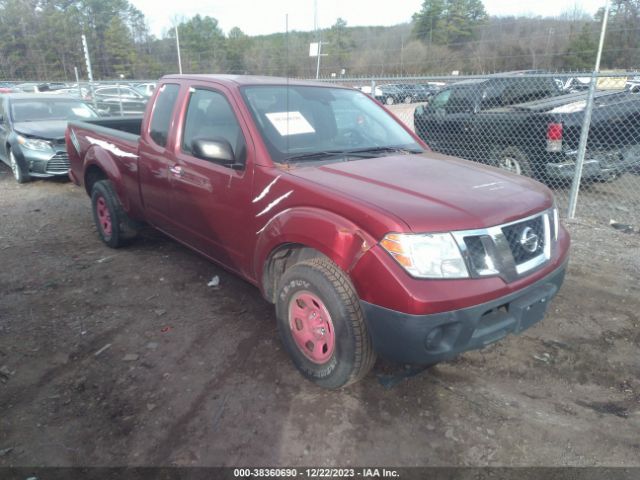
91,180,139,248
385,96,395,105
275,257,376,389
9,148,30,184
403,95,413,104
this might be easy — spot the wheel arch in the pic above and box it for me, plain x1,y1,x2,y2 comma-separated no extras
255,207,377,303
82,146,130,212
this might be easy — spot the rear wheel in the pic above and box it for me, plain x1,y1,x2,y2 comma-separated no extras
275,257,376,389
91,180,139,248
385,96,395,105
9,148,30,184
493,147,534,178
403,95,413,104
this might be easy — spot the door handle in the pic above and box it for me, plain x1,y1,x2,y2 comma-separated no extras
169,165,183,177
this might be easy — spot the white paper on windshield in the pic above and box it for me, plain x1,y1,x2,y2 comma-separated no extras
72,107,92,118
266,111,315,136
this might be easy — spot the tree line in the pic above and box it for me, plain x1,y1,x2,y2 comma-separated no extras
0,0,638,81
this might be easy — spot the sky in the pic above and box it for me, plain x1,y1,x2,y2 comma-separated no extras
128,0,608,38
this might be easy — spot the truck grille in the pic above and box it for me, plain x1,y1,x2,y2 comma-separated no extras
502,216,546,264
453,210,553,283
46,152,70,174
462,235,499,276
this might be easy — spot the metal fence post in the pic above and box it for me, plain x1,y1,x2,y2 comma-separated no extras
566,73,598,219
117,83,124,116
566,0,610,219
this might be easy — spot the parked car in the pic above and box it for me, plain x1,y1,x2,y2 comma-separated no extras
414,74,640,182
88,85,148,115
374,84,410,105
384,83,441,103
134,82,157,97
48,86,91,98
14,82,68,93
14,82,46,93
66,75,570,388
560,77,591,93
0,82,18,94
0,94,98,183
627,82,640,93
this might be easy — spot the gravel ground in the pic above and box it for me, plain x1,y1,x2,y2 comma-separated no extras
0,163,639,467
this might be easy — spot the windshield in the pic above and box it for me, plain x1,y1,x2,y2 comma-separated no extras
241,85,422,163
11,99,98,122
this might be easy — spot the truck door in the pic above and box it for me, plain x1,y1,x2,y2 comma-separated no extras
138,83,181,230
416,87,476,159
168,85,254,274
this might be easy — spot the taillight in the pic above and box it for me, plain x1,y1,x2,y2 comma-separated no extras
546,122,563,152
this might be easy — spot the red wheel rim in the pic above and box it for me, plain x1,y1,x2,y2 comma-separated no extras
288,291,335,364
96,196,112,237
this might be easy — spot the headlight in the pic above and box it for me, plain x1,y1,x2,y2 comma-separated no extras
17,136,52,151
380,233,469,279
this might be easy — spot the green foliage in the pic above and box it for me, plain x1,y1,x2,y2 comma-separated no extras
597,0,640,68
325,18,355,71
104,16,137,77
565,24,597,70
0,0,637,81
412,0,488,47
174,15,226,72
226,27,251,74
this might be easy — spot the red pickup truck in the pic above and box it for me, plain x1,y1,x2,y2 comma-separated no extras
66,75,570,389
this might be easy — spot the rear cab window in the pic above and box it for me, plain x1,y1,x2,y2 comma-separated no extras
149,83,180,147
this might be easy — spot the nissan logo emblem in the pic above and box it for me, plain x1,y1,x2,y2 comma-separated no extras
519,226,539,253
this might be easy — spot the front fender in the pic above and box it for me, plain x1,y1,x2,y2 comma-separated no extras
83,145,129,211
6,137,27,169
254,206,377,292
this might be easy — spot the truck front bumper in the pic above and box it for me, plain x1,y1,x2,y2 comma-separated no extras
361,260,567,365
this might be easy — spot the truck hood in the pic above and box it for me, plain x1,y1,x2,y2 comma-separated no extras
287,152,553,232
13,121,67,141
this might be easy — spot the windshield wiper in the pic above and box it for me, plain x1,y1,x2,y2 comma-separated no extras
284,150,368,162
345,146,424,156
284,147,423,163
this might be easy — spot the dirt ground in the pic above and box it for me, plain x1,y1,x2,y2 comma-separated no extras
1,163,639,468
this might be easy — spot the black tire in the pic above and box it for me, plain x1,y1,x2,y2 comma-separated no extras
90,180,139,248
8,148,30,184
275,257,376,389
493,146,534,178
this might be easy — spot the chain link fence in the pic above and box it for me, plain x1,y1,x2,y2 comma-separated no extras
5,72,640,227
317,72,640,228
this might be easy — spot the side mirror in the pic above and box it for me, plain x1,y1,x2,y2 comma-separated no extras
192,138,236,165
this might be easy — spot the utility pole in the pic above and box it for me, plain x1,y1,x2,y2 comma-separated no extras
81,34,96,109
316,40,322,79
314,0,320,78
175,25,183,74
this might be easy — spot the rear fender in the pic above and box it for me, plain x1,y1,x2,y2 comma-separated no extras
254,207,377,298
83,145,129,212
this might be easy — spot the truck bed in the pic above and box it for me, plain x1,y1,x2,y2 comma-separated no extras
72,116,143,141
